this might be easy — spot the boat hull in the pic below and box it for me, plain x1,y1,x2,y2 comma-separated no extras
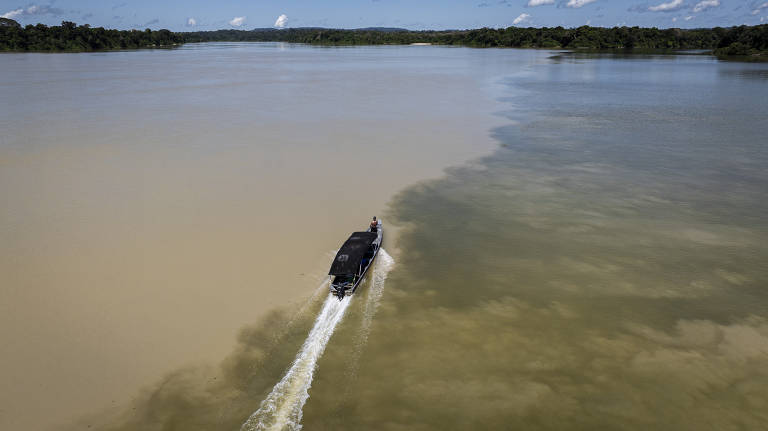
330,222,382,298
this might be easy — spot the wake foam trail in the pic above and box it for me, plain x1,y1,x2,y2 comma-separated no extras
240,250,395,431
241,294,352,431
347,249,395,380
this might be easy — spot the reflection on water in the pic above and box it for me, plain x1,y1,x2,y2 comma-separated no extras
718,68,768,81
548,50,715,64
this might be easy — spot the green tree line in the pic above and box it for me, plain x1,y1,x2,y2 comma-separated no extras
182,25,767,59
1,18,766,59
0,19,182,51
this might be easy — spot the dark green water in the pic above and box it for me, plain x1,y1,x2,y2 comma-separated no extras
94,52,768,431
300,54,768,430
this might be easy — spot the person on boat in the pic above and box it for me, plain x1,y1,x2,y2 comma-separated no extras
370,216,378,233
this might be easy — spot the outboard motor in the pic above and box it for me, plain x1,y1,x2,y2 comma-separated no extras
335,287,345,300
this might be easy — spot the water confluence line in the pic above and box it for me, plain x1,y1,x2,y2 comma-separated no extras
240,249,394,431
241,294,351,431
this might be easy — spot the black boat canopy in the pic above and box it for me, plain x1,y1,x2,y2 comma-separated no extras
329,232,377,275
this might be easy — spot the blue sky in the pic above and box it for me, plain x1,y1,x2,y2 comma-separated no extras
1,0,767,31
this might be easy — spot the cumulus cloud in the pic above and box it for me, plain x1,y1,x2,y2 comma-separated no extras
752,2,768,15
187,17,196,26
527,0,554,6
513,13,531,25
684,15,694,20
274,13,287,28
566,0,598,8
1,8,22,19
229,16,245,27
648,0,684,12
693,0,719,12
1,4,63,20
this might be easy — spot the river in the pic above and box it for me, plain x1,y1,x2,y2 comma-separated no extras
1,44,767,430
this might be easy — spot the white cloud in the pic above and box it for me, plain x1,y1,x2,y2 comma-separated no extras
672,17,678,22
693,0,719,13
527,0,554,6
274,14,287,28
1,8,23,19
684,15,694,20
513,13,531,25
1,4,62,20
648,0,684,12
566,0,598,8
229,16,245,27
752,2,768,15
187,17,196,26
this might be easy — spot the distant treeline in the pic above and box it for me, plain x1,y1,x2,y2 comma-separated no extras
0,19,182,51
183,25,768,59
1,18,767,59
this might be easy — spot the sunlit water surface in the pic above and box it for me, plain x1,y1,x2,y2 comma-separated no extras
2,45,768,431
301,53,768,430
0,42,526,431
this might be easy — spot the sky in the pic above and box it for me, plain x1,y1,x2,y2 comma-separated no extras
1,0,767,31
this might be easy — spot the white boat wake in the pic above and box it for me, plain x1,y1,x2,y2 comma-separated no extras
347,249,394,380
240,249,394,431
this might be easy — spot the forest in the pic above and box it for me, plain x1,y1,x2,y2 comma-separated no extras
1,18,766,59
0,19,182,51
183,25,767,59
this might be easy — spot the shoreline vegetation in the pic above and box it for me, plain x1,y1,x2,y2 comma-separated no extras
1,18,766,60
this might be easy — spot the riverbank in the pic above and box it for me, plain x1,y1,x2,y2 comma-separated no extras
2,19,767,61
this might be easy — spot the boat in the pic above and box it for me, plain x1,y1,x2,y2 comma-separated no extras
329,220,382,299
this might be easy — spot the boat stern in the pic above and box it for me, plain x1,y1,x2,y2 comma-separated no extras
330,275,354,300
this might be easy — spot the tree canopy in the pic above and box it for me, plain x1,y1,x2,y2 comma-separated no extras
1,19,766,60
0,17,21,28
182,25,767,59
0,20,182,51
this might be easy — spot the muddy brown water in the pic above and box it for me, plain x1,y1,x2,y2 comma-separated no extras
2,45,768,430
